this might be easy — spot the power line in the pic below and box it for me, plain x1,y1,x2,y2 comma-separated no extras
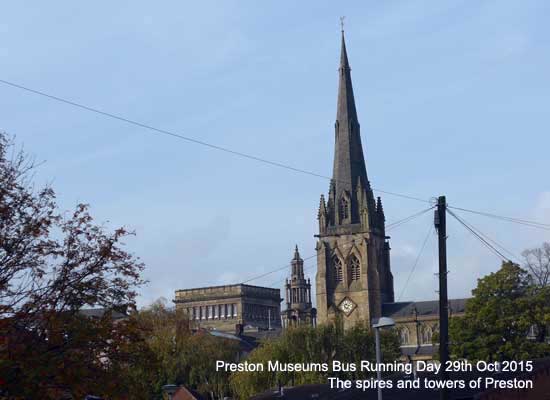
448,205,550,231
4,79,550,232
447,208,511,262
397,225,433,301
0,78,430,204
448,210,521,263
385,206,435,230
254,206,435,287
268,262,316,288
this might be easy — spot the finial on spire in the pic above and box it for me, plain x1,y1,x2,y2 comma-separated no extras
340,16,345,33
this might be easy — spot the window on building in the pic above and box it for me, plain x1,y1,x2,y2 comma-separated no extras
421,326,433,344
349,255,361,281
233,304,238,317
333,256,343,283
400,327,410,345
528,324,538,340
339,197,349,221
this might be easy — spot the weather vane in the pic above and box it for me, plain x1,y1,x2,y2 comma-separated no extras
340,16,345,32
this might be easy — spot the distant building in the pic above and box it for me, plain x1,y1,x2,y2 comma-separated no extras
382,299,467,360
315,30,394,330
314,29,467,351
78,308,128,321
281,246,316,328
174,284,282,332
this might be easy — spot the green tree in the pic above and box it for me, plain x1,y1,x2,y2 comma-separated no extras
122,299,241,400
229,320,400,399
449,261,550,361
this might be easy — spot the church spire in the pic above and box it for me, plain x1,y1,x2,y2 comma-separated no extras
332,30,370,225
337,31,357,123
293,244,300,261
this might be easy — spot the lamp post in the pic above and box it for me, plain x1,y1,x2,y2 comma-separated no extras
162,384,178,400
372,317,396,400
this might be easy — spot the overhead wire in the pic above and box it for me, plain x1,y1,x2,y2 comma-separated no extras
263,206,435,288
0,78,430,204
447,205,550,231
447,209,521,263
397,224,434,301
3,79,550,231
447,208,511,262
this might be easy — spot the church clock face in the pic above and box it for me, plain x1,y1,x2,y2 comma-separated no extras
338,298,356,316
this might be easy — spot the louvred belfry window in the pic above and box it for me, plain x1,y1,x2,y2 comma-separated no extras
333,256,343,283
339,197,349,221
350,255,361,281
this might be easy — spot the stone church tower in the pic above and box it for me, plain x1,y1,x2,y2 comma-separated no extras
315,32,394,330
281,246,317,328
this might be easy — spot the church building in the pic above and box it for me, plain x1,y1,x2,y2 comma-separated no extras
313,31,467,363
281,246,317,328
172,29,468,360
315,31,394,330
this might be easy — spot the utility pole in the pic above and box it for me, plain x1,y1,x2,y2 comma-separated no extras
435,195,449,400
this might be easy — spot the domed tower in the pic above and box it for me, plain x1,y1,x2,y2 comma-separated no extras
281,246,316,328
315,30,394,330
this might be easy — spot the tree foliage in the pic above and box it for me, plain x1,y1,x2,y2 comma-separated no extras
122,299,241,400
0,132,145,398
449,261,550,361
229,320,400,399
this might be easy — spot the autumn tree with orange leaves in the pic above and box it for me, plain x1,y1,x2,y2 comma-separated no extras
0,132,146,399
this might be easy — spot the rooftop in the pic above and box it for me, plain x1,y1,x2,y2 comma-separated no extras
382,299,468,319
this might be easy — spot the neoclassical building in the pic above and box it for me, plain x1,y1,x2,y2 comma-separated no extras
174,284,282,332
281,246,316,328
315,32,394,330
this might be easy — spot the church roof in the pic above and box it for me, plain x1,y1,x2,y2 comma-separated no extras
382,298,468,319
78,308,127,320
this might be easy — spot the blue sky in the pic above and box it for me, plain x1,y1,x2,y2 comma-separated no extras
1,1,549,307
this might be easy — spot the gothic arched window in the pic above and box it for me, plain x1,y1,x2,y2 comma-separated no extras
421,325,433,344
400,327,410,345
333,256,343,283
349,255,361,281
339,197,349,221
